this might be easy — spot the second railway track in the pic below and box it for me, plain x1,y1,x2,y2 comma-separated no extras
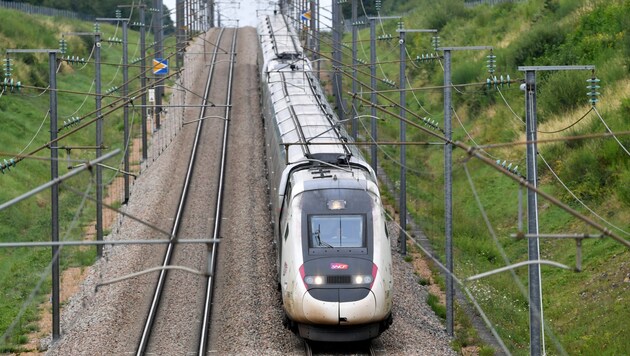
136,27,238,356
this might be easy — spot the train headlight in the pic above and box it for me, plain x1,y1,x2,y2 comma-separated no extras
304,275,324,285
327,199,346,210
354,275,373,284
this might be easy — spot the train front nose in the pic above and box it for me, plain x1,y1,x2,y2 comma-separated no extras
299,258,378,324
302,288,376,324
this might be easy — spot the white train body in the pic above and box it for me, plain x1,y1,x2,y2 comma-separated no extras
258,14,393,342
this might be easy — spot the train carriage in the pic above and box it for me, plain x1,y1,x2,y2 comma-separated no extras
258,13,393,342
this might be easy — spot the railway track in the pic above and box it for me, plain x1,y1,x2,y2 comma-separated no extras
304,340,377,356
198,26,238,355
134,27,238,356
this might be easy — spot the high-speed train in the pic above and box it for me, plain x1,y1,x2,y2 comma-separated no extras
258,14,393,342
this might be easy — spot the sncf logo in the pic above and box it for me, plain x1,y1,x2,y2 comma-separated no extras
330,262,349,270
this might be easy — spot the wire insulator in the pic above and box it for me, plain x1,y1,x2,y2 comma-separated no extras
3,57,12,78
0,158,16,174
496,159,520,176
59,38,68,55
431,35,440,52
586,77,601,106
487,51,496,75
105,86,120,95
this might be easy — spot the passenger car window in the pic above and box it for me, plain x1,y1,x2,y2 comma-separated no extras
310,215,364,248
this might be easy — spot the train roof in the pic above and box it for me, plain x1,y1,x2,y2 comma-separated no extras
259,14,369,171
259,14,303,61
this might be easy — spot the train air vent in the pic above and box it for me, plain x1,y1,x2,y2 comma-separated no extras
327,275,351,284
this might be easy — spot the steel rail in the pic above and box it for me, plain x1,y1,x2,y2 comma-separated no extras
198,27,238,356
135,28,227,356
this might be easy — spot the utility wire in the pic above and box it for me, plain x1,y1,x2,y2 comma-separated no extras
538,152,629,236
0,181,92,348
593,106,630,156
15,110,50,158
538,107,593,134
462,162,568,355
382,209,511,355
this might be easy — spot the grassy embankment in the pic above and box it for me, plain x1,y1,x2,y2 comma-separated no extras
344,0,629,354
0,8,159,352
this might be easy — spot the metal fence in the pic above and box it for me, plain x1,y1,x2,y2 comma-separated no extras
0,0,94,21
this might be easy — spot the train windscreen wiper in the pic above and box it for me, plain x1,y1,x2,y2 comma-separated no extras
313,225,333,248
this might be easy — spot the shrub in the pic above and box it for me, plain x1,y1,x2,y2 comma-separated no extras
422,0,468,31
507,22,566,67
617,169,630,206
538,71,585,117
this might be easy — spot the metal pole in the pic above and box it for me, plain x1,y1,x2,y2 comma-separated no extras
140,6,148,161
310,0,316,71
190,0,194,34
196,0,200,32
194,0,198,33
351,0,358,140
95,31,103,258
332,0,344,121
153,0,163,128
369,18,377,173
443,49,454,336
189,0,193,35
49,50,60,341
210,0,214,28
122,21,130,204
177,0,184,69
315,0,320,79
525,69,543,356
399,29,407,255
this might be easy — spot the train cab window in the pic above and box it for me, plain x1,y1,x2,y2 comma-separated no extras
310,215,364,248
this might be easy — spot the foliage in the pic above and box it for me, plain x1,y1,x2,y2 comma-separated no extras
0,7,153,350
8,0,175,33
506,20,567,67
538,71,586,117
349,0,630,354
420,0,469,32
427,293,446,319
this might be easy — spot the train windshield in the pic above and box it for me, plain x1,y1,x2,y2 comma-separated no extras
310,215,364,248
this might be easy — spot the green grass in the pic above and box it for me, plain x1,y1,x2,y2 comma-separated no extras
427,293,446,320
344,0,630,354
0,7,174,350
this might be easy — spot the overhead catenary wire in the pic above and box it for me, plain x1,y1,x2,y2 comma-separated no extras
297,11,629,247
348,92,630,248
538,153,629,236
0,10,212,347
0,180,94,348
463,162,569,355
9,66,182,165
382,209,511,355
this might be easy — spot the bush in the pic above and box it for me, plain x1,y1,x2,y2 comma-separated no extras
452,60,483,86
422,0,468,31
558,143,611,203
538,71,585,117
617,169,630,206
507,22,566,67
